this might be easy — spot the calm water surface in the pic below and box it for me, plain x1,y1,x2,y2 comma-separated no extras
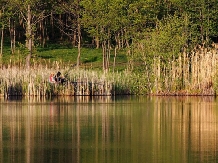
0,96,218,163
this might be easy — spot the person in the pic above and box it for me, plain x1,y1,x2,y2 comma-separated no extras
49,73,56,83
54,71,66,84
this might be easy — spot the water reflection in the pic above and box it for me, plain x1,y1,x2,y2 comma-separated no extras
0,96,218,163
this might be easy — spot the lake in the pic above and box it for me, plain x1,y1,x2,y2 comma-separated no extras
0,95,218,163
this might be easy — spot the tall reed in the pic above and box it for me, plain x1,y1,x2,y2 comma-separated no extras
151,46,218,95
0,61,115,96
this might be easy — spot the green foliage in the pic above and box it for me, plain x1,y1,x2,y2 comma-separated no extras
154,14,188,59
0,0,13,28
112,71,149,95
174,0,218,46
131,13,188,71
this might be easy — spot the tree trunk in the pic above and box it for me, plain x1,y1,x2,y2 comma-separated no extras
115,33,121,50
12,21,16,54
95,27,100,49
76,21,81,68
113,46,117,73
95,36,100,49
106,32,110,72
9,19,16,54
75,0,81,68
26,4,32,68
50,12,54,40
102,40,109,73
0,9,3,56
72,30,77,47
0,26,3,56
102,41,106,73
126,39,132,71
39,19,46,47
59,14,64,40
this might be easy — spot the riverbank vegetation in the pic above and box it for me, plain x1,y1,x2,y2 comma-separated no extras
1,0,218,96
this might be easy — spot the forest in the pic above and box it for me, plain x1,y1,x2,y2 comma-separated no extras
0,0,218,96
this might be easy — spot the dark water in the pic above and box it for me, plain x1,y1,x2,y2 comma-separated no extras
0,96,218,163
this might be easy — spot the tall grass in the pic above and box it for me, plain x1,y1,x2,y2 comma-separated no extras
0,61,116,97
151,47,218,95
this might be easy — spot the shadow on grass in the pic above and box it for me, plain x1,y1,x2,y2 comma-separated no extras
37,43,73,52
82,56,98,63
38,55,55,59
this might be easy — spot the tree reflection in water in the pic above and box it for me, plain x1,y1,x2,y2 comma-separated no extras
0,96,218,163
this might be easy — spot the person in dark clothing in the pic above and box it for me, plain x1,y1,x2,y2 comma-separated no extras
55,71,66,84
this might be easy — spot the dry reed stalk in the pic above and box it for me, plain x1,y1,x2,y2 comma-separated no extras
150,46,218,95
152,56,161,94
175,48,216,94
188,48,216,94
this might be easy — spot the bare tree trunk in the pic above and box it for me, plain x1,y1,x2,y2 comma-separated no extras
0,9,3,56
76,21,81,68
95,27,100,49
102,41,107,73
121,29,124,48
102,40,110,74
39,19,46,47
0,26,3,56
75,0,81,68
113,46,117,73
200,10,204,43
39,20,43,46
9,19,16,54
101,28,111,74
26,5,32,68
115,33,121,50
126,40,132,71
72,30,77,47
106,32,110,72
59,14,64,40
0,10,4,56
50,12,54,40
95,36,99,49
42,21,46,47
12,21,16,53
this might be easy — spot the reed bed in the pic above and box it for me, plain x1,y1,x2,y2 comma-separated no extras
151,47,218,95
0,63,115,97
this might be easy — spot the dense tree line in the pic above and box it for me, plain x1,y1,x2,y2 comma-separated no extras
0,0,218,71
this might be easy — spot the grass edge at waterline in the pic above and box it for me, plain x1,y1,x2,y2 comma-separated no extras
0,66,136,97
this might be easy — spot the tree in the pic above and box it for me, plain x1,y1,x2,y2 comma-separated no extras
0,0,10,56
81,0,112,72
171,0,218,46
57,0,82,68
8,0,48,68
0,5,5,56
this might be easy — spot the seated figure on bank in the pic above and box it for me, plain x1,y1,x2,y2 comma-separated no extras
54,71,66,84
49,73,56,83
49,71,66,84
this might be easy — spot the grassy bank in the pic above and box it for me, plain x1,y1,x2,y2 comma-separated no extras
2,44,128,71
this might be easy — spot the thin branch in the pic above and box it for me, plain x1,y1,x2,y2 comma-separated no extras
19,11,27,22
32,12,50,25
